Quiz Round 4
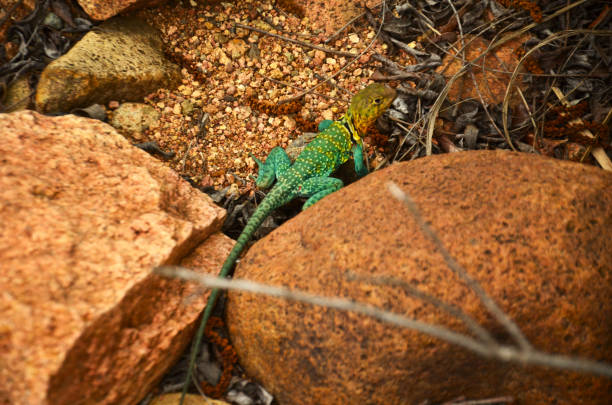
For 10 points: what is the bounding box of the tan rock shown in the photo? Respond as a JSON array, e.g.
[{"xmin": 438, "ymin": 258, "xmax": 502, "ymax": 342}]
[
  {"xmin": 225, "ymin": 38, "xmax": 249, "ymax": 60},
  {"xmin": 3, "ymin": 74, "xmax": 31, "ymax": 112},
  {"xmin": 111, "ymin": 102, "xmax": 161, "ymax": 137},
  {"xmin": 35, "ymin": 17, "xmax": 180, "ymax": 114},
  {"xmin": 77, "ymin": 0, "xmax": 166, "ymax": 21},
  {"xmin": 227, "ymin": 150, "xmax": 612, "ymax": 405},
  {"xmin": 0, "ymin": 111, "xmax": 234, "ymax": 405}
]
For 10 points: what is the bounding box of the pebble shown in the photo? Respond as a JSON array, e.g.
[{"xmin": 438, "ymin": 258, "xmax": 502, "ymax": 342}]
[{"xmin": 313, "ymin": 50, "xmax": 325, "ymax": 66}]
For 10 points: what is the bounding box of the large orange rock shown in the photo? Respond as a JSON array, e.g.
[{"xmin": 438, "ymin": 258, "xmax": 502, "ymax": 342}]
[
  {"xmin": 0, "ymin": 111, "xmax": 233, "ymax": 405},
  {"xmin": 227, "ymin": 150, "xmax": 612, "ymax": 404}
]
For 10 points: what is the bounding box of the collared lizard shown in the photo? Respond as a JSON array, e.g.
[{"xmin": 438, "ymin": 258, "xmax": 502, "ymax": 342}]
[{"xmin": 183, "ymin": 83, "xmax": 396, "ymax": 398}]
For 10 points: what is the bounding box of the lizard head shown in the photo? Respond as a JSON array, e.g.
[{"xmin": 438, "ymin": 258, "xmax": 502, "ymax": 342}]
[{"xmin": 345, "ymin": 83, "xmax": 396, "ymax": 144}]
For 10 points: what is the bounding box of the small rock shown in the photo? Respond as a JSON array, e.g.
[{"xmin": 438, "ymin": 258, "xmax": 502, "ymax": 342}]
[
  {"xmin": 111, "ymin": 102, "xmax": 160, "ymax": 138},
  {"xmin": 43, "ymin": 12, "xmax": 63, "ymax": 30},
  {"xmin": 225, "ymin": 38, "xmax": 249, "ymax": 59},
  {"xmin": 35, "ymin": 17, "xmax": 180, "ymax": 114},
  {"xmin": 181, "ymin": 100, "xmax": 194, "ymax": 115},
  {"xmin": 173, "ymin": 103, "xmax": 182, "ymax": 115},
  {"xmin": 212, "ymin": 48, "xmax": 231, "ymax": 65},
  {"xmin": 313, "ymin": 50, "xmax": 325, "ymax": 66}
]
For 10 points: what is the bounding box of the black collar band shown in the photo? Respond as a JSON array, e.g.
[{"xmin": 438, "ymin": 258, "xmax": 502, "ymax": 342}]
[{"xmin": 341, "ymin": 115, "xmax": 359, "ymax": 145}]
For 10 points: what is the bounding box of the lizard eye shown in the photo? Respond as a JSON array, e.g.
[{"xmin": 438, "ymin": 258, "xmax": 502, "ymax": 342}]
[{"xmin": 372, "ymin": 97, "xmax": 382, "ymax": 104}]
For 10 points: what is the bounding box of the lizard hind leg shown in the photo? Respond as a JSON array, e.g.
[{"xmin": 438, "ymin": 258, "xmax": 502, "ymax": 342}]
[
  {"xmin": 298, "ymin": 176, "xmax": 344, "ymax": 210},
  {"xmin": 250, "ymin": 147, "xmax": 292, "ymax": 189}
]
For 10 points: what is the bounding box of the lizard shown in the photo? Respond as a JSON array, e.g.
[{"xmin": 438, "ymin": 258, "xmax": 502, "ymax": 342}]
[{"xmin": 182, "ymin": 83, "xmax": 396, "ymax": 399}]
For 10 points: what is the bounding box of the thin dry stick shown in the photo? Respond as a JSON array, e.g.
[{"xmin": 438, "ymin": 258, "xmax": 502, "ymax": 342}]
[
  {"xmin": 515, "ymin": 86, "xmax": 539, "ymax": 147},
  {"xmin": 156, "ymin": 265, "xmax": 493, "ymax": 355},
  {"xmin": 235, "ymin": 23, "xmax": 356, "ymax": 58},
  {"xmin": 386, "ymin": 182, "xmax": 532, "ymax": 350},
  {"xmin": 426, "ymin": 69, "xmax": 466, "ymax": 155},
  {"xmin": 154, "ymin": 265, "xmax": 612, "ymax": 377}
]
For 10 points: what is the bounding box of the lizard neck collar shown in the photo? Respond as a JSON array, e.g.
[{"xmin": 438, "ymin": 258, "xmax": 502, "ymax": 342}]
[{"xmin": 341, "ymin": 112, "xmax": 360, "ymax": 145}]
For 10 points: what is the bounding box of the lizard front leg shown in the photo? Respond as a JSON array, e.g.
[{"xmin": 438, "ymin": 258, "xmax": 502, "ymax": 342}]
[
  {"xmin": 351, "ymin": 143, "xmax": 368, "ymax": 178},
  {"xmin": 250, "ymin": 147, "xmax": 292, "ymax": 188},
  {"xmin": 298, "ymin": 176, "xmax": 344, "ymax": 209}
]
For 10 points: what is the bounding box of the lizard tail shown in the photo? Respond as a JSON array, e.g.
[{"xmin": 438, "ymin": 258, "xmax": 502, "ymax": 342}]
[
  {"xmin": 221, "ymin": 181, "xmax": 294, "ymax": 277},
  {"xmin": 181, "ymin": 183, "xmax": 294, "ymax": 402}
]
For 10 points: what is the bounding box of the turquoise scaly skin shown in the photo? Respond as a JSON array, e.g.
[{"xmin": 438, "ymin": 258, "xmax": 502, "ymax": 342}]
[{"xmin": 182, "ymin": 83, "xmax": 396, "ymax": 397}]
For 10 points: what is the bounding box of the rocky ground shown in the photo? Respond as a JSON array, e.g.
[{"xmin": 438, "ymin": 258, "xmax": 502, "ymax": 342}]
[{"xmin": 1, "ymin": 0, "xmax": 611, "ymax": 404}]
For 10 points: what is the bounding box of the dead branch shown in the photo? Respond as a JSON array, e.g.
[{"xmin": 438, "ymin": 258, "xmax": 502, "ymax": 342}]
[{"xmin": 155, "ymin": 263, "xmax": 612, "ymax": 378}]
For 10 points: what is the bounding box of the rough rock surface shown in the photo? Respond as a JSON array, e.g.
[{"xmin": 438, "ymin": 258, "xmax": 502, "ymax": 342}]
[
  {"xmin": 35, "ymin": 16, "xmax": 180, "ymax": 114},
  {"xmin": 227, "ymin": 150, "xmax": 612, "ymax": 405},
  {"xmin": 77, "ymin": 0, "xmax": 165, "ymax": 20},
  {"xmin": 111, "ymin": 102, "xmax": 161, "ymax": 140},
  {"xmin": 0, "ymin": 111, "xmax": 234, "ymax": 405}
]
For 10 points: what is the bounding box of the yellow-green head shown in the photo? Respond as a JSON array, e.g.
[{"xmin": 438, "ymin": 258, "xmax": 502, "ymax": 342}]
[{"xmin": 345, "ymin": 83, "xmax": 396, "ymax": 143}]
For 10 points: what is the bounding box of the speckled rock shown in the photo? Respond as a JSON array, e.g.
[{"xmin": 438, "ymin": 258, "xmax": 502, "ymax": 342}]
[
  {"xmin": 227, "ymin": 150, "xmax": 612, "ymax": 405},
  {"xmin": 35, "ymin": 16, "xmax": 180, "ymax": 114},
  {"xmin": 0, "ymin": 110, "xmax": 234, "ymax": 405},
  {"xmin": 111, "ymin": 102, "xmax": 161, "ymax": 140},
  {"xmin": 77, "ymin": 0, "xmax": 165, "ymax": 21}
]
